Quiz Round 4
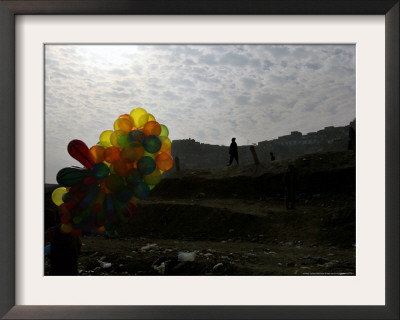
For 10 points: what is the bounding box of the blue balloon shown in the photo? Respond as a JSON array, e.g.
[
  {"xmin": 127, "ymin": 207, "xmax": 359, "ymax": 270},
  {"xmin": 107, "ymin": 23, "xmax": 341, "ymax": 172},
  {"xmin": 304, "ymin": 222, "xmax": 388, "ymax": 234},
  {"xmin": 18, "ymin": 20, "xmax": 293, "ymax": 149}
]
[
  {"xmin": 129, "ymin": 130, "xmax": 145, "ymax": 144},
  {"xmin": 126, "ymin": 169, "xmax": 142, "ymax": 187},
  {"xmin": 133, "ymin": 182, "xmax": 150, "ymax": 199},
  {"xmin": 115, "ymin": 186, "xmax": 135, "ymax": 203},
  {"xmin": 91, "ymin": 163, "xmax": 110, "ymax": 179}
]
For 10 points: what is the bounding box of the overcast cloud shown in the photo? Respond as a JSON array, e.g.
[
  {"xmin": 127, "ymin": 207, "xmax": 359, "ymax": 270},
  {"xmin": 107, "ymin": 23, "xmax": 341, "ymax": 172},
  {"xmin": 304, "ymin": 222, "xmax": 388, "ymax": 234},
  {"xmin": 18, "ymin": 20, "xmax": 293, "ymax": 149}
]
[{"xmin": 45, "ymin": 44, "xmax": 355, "ymax": 183}]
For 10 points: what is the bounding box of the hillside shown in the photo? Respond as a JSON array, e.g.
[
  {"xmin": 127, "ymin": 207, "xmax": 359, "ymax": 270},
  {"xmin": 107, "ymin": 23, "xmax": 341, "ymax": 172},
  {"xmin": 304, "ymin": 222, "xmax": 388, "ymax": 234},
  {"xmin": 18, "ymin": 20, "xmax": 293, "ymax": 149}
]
[
  {"xmin": 154, "ymin": 150, "xmax": 355, "ymax": 198},
  {"xmin": 44, "ymin": 150, "xmax": 355, "ymax": 276}
]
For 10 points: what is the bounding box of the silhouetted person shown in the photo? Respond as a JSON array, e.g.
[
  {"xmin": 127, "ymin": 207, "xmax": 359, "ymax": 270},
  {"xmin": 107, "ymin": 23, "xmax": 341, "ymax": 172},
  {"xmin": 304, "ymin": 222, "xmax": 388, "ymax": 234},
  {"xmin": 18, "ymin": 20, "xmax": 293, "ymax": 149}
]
[
  {"xmin": 348, "ymin": 127, "xmax": 355, "ymax": 151},
  {"xmin": 227, "ymin": 138, "xmax": 239, "ymax": 166},
  {"xmin": 270, "ymin": 152, "xmax": 276, "ymax": 161},
  {"xmin": 45, "ymin": 225, "xmax": 82, "ymax": 275},
  {"xmin": 284, "ymin": 164, "xmax": 297, "ymax": 210}
]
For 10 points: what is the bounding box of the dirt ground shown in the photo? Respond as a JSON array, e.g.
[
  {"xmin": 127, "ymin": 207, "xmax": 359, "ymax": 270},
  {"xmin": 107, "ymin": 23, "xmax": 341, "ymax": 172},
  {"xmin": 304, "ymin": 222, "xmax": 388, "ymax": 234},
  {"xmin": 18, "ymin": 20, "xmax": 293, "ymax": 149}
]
[
  {"xmin": 64, "ymin": 234, "xmax": 355, "ymax": 276},
  {"xmin": 45, "ymin": 198, "xmax": 356, "ymax": 276},
  {"xmin": 45, "ymin": 150, "xmax": 356, "ymax": 276}
]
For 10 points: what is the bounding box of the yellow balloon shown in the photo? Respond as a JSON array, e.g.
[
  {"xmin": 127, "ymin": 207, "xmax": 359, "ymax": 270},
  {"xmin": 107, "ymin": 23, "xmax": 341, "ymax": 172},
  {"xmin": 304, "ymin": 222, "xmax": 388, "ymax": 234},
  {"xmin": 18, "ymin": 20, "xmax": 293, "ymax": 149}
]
[
  {"xmin": 129, "ymin": 196, "xmax": 140, "ymax": 203},
  {"xmin": 51, "ymin": 187, "xmax": 67, "ymax": 206},
  {"xmin": 130, "ymin": 107, "xmax": 146, "ymax": 118},
  {"xmin": 130, "ymin": 108, "xmax": 148, "ymax": 128},
  {"xmin": 143, "ymin": 150, "xmax": 156, "ymax": 159},
  {"xmin": 160, "ymin": 136, "xmax": 172, "ymax": 153},
  {"xmin": 143, "ymin": 169, "xmax": 162, "ymax": 185},
  {"xmin": 99, "ymin": 130, "xmax": 113, "ymax": 147},
  {"xmin": 110, "ymin": 130, "xmax": 128, "ymax": 148},
  {"xmin": 148, "ymin": 113, "xmax": 156, "ymax": 122},
  {"xmin": 60, "ymin": 223, "xmax": 72, "ymax": 234}
]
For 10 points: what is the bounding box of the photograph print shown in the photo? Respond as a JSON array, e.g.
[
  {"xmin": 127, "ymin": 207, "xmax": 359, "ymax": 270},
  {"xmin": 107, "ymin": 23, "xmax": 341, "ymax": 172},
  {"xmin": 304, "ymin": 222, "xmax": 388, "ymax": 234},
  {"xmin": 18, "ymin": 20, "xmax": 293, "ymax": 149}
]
[{"xmin": 44, "ymin": 44, "xmax": 356, "ymax": 276}]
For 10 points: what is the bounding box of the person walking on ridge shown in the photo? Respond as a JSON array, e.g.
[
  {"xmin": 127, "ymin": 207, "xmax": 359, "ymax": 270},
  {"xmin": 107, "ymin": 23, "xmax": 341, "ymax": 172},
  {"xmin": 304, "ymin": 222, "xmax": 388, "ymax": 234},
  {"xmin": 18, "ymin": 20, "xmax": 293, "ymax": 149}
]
[{"xmin": 227, "ymin": 138, "xmax": 239, "ymax": 166}]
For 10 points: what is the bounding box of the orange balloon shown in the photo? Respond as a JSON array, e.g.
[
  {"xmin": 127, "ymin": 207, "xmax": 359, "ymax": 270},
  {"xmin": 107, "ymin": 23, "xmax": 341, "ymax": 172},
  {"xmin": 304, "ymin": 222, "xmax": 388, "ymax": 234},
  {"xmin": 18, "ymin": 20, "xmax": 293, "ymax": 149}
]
[
  {"xmin": 119, "ymin": 114, "xmax": 134, "ymax": 124},
  {"xmin": 112, "ymin": 158, "xmax": 134, "ymax": 177},
  {"xmin": 100, "ymin": 179, "xmax": 112, "ymax": 194},
  {"xmin": 143, "ymin": 121, "xmax": 161, "ymax": 136},
  {"xmin": 103, "ymin": 146, "xmax": 121, "ymax": 163},
  {"xmin": 114, "ymin": 118, "xmax": 133, "ymax": 133},
  {"xmin": 121, "ymin": 143, "xmax": 144, "ymax": 161},
  {"xmin": 89, "ymin": 145, "xmax": 105, "ymax": 163},
  {"xmin": 155, "ymin": 152, "xmax": 174, "ymax": 171}
]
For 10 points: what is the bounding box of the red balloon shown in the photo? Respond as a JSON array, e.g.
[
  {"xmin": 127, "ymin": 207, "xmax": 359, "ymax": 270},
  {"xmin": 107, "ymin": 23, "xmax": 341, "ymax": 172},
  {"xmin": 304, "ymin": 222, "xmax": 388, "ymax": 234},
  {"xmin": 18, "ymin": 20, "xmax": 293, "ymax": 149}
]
[
  {"xmin": 125, "ymin": 201, "xmax": 138, "ymax": 213},
  {"xmin": 68, "ymin": 140, "xmax": 96, "ymax": 169},
  {"xmin": 70, "ymin": 228, "xmax": 82, "ymax": 237}
]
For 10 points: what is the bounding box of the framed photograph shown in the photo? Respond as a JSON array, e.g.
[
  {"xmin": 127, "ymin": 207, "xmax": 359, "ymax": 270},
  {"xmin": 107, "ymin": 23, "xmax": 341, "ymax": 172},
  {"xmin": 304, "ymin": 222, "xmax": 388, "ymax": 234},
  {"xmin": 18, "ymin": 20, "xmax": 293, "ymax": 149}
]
[{"xmin": 1, "ymin": 1, "xmax": 398, "ymax": 319}]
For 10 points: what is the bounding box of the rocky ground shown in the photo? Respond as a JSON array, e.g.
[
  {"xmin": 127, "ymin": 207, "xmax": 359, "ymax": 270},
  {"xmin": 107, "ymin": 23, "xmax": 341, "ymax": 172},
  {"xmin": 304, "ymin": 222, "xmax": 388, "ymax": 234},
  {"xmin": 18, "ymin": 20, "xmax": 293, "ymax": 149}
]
[{"xmin": 45, "ymin": 150, "xmax": 356, "ymax": 276}]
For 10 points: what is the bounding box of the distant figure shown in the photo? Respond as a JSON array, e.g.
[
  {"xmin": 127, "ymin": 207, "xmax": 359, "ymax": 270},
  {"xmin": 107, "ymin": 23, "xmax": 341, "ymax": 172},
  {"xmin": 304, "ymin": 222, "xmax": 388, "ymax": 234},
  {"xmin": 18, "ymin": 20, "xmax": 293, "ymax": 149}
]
[
  {"xmin": 174, "ymin": 156, "xmax": 180, "ymax": 172},
  {"xmin": 227, "ymin": 138, "xmax": 239, "ymax": 166},
  {"xmin": 284, "ymin": 164, "xmax": 297, "ymax": 210},
  {"xmin": 45, "ymin": 225, "xmax": 82, "ymax": 275},
  {"xmin": 270, "ymin": 152, "xmax": 276, "ymax": 161},
  {"xmin": 348, "ymin": 127, "xmax": 356, "ymax": 151}
]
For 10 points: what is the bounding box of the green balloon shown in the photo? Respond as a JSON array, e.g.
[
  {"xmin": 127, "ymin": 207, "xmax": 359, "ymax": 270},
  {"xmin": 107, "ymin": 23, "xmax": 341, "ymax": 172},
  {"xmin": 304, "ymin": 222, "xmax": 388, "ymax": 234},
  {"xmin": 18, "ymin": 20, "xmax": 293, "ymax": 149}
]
[
  {"xmin": 143, "ymin": 135, "xmax": 161, "ymax": 153},
  {"xmin": 160, "ymin": 124, "xmax": 169, "ymax": 137},
  {"xmin": 56, "ymin": 167, "xmax": 91, "ymax": 187}
]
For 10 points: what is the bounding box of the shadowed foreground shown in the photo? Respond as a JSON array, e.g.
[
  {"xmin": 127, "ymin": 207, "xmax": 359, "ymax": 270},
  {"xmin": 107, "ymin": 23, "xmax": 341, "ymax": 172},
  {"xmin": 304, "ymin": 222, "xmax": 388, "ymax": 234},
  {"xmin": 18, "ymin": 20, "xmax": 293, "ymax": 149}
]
[{"xmin": 45, "ymin": 150, "xmax": 355, "ymax": 276}]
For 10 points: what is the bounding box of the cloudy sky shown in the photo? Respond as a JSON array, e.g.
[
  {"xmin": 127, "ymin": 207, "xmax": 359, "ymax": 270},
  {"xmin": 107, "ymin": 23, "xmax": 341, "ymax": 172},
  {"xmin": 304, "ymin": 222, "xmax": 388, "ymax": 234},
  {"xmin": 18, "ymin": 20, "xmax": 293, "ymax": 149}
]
[{"xmin": 45, "ymin": 44, "xmax": 355, "ymax": 183}]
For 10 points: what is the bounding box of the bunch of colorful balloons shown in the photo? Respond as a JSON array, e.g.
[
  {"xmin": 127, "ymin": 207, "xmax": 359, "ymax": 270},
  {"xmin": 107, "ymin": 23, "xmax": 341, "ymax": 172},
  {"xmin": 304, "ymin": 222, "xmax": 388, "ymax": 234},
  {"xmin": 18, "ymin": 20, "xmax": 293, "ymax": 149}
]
[{"xmin": 51, "ymin": 108, "xmax": 173, "ymax": 236}]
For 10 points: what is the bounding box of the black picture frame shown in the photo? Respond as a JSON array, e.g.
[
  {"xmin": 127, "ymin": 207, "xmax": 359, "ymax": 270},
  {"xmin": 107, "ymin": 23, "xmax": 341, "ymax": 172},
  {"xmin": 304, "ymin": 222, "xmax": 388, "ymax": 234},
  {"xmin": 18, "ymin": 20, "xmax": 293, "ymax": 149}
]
[{"xmin": 0, "ymin": 1, "xmax": 398, "ymax": 319}]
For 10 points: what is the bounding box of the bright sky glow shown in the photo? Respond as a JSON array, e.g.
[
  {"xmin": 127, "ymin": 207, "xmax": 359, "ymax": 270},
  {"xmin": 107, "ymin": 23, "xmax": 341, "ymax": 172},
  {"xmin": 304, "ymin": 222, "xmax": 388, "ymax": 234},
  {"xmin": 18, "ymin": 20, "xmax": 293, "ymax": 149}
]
[{"xmin": 45, "ymin": 44, "xmax": 355, "ymax": 183}]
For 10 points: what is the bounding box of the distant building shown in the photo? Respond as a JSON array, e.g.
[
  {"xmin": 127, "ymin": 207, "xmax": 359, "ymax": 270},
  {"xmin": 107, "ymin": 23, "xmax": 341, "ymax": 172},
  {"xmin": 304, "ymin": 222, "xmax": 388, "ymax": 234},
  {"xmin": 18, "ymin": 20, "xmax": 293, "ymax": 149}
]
[{"xmin": 170, "ymin": 120, "xmax": 355, "ymax": 171}]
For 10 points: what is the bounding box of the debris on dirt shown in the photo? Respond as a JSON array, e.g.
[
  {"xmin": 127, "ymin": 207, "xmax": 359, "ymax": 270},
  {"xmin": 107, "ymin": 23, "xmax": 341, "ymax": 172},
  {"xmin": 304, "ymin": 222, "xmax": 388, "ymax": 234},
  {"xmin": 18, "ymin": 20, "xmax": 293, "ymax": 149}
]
[
  {"xmin": 141, "ymin": 244, "xmax": 158, "ymax": 252},
  {"xmin": 178, "ymin": 251, "xmax": 196, "ymax": 262},
  {"xmin": 99, "ymin": 261, "xmax": 112, "ymax": 269},
  {"xmin": 212, "ymin": 263, "xmax": 224, "ymax": 272}
]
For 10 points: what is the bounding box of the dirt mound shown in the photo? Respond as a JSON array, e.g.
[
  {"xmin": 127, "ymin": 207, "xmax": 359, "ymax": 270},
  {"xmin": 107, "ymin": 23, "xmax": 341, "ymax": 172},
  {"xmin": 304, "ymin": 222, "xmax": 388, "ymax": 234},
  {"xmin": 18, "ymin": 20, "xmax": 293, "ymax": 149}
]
[
  {"xmin": 151, "ymin": 150, "xmax": 355, "ymax": 199},
  {"xmin": 116, "ymin": 198, "xmax": 355, "ymax": 248}
]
